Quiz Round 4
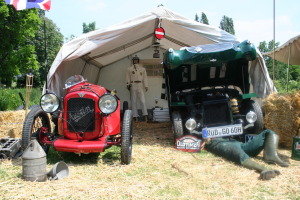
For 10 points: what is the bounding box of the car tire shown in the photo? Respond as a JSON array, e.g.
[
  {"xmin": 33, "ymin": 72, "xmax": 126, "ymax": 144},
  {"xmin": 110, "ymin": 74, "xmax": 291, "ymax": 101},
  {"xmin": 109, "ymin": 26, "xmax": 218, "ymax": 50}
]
[
  {"xmin": 121, "ymin": 109, "xmax": 133, "ymax": 165},
  {"xmin": 123, "ymin": 101, "xmax": 129, "ymax": 111},
  {"xmin": 16, "ymin": 105, "xmax": 24, "ymax": 110},
  {"xmin": 29, "ymin": 105, "xmax": 40, "ymax": 109},
  {"xmin": 172, "ymin": 111, "xmax": 183, "ymax": 139},
  {"xmin": 244, "ymin": 100, "xmax": 264, "ymax": 134},
  {"xmin": 16, "ymin": 105, "xmax": 40, "ymax": 111},
  {"xmin": 22, "ymin": 106, "xmax": 51, "ymax": 153}
]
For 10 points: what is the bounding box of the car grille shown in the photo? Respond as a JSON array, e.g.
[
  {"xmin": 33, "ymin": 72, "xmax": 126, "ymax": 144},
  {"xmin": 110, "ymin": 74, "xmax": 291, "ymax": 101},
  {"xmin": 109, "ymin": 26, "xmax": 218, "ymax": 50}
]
[
  {"xmin": 203, "ymin": 100, "xmax": 231, "ymax": 126},
  {"xmin": 67, "ymin": 98, "xmax": 95, "ymax": 132}
]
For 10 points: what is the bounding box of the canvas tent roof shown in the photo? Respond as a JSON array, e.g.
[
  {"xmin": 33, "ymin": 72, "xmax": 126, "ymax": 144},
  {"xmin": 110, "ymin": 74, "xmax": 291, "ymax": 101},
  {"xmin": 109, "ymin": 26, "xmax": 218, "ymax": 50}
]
[
  {"xmin": 46, "ymin": 6, "xmax": 275, "ymax": 98},
  {"xmin": 264, "ymin": 34, "xmax": 300, "ymax": 65}
]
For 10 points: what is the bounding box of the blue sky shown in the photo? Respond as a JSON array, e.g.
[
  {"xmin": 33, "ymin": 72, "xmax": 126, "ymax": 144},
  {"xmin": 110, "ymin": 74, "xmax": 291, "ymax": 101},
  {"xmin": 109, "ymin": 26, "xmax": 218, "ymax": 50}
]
[{"xmin": 46, "ymin": 0, "xmax": 300, "ymax": 46}]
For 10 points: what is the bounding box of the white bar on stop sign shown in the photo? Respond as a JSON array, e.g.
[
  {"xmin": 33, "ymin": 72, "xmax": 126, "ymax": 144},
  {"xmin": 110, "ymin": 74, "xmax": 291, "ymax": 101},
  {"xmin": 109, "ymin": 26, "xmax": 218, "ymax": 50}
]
[{"xmin": 155, "ymin": 31, "xmax": 164, "ymax": 35}]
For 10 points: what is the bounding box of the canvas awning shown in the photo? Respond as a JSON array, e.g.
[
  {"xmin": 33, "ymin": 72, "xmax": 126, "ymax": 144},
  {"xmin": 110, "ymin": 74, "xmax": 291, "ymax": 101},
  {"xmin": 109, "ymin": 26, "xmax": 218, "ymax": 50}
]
[
  {"xmin": 46, "ymin": 6, "xmax": 275, "ymax": 98},
  {"xmin": 264, "ymin": 34, "xmax": 300, "ymax": 65}
]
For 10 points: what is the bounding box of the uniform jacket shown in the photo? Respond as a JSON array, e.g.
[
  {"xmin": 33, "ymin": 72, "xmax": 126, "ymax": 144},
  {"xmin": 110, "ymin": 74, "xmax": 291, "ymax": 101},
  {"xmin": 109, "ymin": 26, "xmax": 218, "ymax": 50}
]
[{"xmin": 126, "ymin": 64, "xmax": 148, "ymax": 89}]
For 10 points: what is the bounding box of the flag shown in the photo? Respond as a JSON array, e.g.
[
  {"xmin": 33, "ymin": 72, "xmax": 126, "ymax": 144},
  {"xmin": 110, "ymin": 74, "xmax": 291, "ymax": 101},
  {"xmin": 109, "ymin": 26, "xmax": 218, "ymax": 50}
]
[{"xmin": 4, "ymin": 0, "xmax": 51, "ymax": 11}]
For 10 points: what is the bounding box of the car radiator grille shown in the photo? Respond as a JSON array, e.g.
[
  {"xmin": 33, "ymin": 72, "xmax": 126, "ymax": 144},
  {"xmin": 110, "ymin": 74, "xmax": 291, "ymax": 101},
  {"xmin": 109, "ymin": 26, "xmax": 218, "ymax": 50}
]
[
  {"xmin": 67, "ymin": 98, "xmax": 95, "ymax": 132},
  {"xmin": 203, "ymin": 100, "xmax": 231, "ymax": 126}
]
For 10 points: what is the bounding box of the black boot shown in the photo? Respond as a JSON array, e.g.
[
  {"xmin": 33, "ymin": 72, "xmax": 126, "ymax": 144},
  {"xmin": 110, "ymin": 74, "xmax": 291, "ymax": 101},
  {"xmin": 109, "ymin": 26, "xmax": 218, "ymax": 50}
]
[
  {"xmin": 144, "ymin": 115, "xmax": 148, "ymax": 122},
  {"xmin": 241, "ymin": 158, "xmax": 281, "ymax": 180},
  {"xmin": 133, "ymin": 117, "xmax": 138, "ymax": 122},
  {"xmin": 263, "ymin": 132, "xmax": 289, "ymax": 167}
]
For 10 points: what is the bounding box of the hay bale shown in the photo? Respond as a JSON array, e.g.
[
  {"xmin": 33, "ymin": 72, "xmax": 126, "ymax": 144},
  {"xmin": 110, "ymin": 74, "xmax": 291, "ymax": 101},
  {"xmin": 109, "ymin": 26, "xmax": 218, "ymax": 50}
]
[
  {"xmin": 263, "ymin": 91, "xmax": 300, "ymax": 147},
  {"xmin": 0, "ymin": 110, "xmax": 26, "ymax": 139}
]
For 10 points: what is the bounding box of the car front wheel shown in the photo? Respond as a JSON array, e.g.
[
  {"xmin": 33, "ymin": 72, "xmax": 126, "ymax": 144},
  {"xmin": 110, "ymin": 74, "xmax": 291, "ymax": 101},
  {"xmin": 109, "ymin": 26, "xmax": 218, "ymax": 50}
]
[{"xmin": 22, "ymin": 106, "xmax": 51, "ymax": 153}]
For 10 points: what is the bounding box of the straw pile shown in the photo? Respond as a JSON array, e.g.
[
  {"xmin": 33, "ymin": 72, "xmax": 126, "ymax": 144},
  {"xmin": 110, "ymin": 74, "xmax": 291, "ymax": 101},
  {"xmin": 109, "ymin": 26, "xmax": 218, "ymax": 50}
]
[
  {"xmin": 0, "ymin": 121, "xmax": 299, "ymax": 200},
  {"xmin": 0, "ymin": 110, "xmax": 26, "ymax": 139},
  {"xmin": 263, "ymin": 91, "xmax": 300, "ymax": 147}
]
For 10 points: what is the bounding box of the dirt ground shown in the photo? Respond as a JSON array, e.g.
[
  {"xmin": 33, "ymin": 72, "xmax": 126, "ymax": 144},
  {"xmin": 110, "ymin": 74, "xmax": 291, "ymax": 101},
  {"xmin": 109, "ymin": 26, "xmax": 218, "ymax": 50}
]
[{"xmin": 0, "ymin": 122, "xmax": 299, "ymax": 200}]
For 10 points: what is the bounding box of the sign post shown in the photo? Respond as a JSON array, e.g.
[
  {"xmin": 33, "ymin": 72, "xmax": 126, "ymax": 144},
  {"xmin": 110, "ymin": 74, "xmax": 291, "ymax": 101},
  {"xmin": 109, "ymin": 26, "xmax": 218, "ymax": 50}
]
[{"xmin": 25, "ymin": 74, "xmax": 33, "ymax": 116}]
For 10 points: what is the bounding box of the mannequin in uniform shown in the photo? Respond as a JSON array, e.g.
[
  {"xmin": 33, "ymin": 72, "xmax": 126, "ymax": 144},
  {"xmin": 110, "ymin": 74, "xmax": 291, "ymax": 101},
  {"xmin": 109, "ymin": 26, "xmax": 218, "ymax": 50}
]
[{"xmin": 126, "ymin": 56, "xmax": 148, "ymax": 121}]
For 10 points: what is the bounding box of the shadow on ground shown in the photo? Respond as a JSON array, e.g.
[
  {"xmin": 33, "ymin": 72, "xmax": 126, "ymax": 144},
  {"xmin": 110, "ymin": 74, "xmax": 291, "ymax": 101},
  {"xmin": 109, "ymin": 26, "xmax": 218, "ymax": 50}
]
[
  {"xmin": 9, "ymin": 122, "xmax": 174, "ymax": 165},
  {"xmin": 45, "ymin": 145, "xmax": 122, "ymax": 166},
  {"xmin": 256, "ymin": 152, "xmax": 291, "ymax": 165},
  {"xmin": 133, "ymin": 121, "xmax": 174, "ymax": 147},
  {"xmin": 44, "ymin": 122, "xmax": 174, "ymax": 165}
]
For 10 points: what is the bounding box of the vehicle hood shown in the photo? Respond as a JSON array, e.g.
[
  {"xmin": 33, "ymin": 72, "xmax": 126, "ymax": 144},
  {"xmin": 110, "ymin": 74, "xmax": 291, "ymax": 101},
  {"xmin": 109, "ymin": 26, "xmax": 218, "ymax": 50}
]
[{"xmin": 164, "ymin": 41, "xmax": 257, "ymax": 93}]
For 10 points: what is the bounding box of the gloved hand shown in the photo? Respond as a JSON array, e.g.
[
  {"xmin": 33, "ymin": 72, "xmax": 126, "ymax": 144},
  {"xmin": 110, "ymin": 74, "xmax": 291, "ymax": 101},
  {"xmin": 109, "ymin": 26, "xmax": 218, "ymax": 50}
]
[
  {"xmin": 127, "ymin": 85, "xmax": 131, "ymax": 90},
  {"xmin": 259, "ymin": 170, "xmax": 281, "ymax": 180},
  {"xmin": 145, "ymin": 87, "xmax": 148, "ymax": 92}
]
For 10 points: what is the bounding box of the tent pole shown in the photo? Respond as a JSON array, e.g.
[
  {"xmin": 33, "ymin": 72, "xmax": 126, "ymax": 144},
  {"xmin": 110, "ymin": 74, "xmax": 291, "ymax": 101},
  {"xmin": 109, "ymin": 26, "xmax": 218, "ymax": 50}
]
[
  {"xmin": 81, "ymin": 62, "xmax": 88, "ymax": 76},
  {"xmin": 286, "ymin": 46, "xmax": 291, "ymax": 92},
  {"xmin": 272, "ymin": 0, "xmax": 276, "ymax": 85},
  {"xmin": 44, "ymin": 11, "xmax": 48, "ymax": 91}
]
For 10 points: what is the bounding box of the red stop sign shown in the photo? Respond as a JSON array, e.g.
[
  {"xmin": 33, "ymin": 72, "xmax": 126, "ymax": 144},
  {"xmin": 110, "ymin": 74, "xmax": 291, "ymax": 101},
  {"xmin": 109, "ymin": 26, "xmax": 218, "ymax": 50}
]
[{"xmin": 154, "ymin": 27, "xmax": 165, "ymax": 39}]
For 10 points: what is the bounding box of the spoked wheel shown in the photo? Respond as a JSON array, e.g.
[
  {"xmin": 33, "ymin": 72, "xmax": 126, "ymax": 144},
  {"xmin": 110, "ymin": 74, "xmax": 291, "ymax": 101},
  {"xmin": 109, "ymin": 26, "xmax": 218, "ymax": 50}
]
[
  {"xmin": 121, "ymin": 110, "xmax": 133, "ymax": 165},
  {"xmin": 22, "ymin": 106, "xmax": 51, "ymax": 153}
]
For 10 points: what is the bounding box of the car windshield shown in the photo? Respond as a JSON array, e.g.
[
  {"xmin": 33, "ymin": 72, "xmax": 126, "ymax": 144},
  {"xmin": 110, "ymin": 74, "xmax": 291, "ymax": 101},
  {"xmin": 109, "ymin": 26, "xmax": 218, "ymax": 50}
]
[{"xmin": 64, "ymin": 75, "xmax": 86, "ymax": 89}]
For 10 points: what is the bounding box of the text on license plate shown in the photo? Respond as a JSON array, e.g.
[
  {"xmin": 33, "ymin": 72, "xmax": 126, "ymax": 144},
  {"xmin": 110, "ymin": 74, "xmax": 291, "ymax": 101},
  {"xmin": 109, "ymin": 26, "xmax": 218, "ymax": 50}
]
[{"xmin": 202, "ymin": 124, "xmax": 243, "ymax": 138}]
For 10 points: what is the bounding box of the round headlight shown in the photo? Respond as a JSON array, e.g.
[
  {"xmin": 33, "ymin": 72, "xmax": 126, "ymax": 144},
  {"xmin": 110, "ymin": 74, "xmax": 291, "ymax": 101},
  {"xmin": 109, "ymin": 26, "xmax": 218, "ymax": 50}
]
[
  {"xmin": 40, "ymin": 93, "xmax": 59, "ymax": 113},
  {"xmin": 99, "ymin": 94, "xmax": 118, "ymax": 114},
  {"xmin": 246, "ymin": 111, "xmax": 257, "ymax": 123},
  {"xmin": 185, "ymin": 118, "xmax": 197, "ymax": 131}
]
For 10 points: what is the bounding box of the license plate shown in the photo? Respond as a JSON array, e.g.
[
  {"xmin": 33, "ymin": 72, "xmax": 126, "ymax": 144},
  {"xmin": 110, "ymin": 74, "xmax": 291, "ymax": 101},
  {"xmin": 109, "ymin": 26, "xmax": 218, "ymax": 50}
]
[{"xmin": 202, "ymin": 124, "xmax": 243, "ymax": 138}]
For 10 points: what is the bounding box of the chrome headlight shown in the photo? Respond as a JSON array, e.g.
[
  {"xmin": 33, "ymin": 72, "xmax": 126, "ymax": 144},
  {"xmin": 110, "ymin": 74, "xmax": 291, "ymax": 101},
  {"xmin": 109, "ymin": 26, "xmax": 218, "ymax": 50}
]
[
  {"xmin": 40, "ymin": 93, "xmax": 59, "ymax": 113},
  {"xmin": 246, "ymin": 111, "xmax": 257, "ymax": 123},
  {"xmin": 99, "ymin": 94, "xmax": 118, "ymax": 114},
  {"xmin": 185, "ymin": 118, "xmax": 197, "ymax": 131}
]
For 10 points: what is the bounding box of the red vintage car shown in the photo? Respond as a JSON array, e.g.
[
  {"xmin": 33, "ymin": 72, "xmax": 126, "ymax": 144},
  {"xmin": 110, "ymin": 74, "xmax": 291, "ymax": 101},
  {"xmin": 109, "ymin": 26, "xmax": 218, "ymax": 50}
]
[{"xmin": 22, "ymin": 75, "xmax": 132, "ymax": 164}]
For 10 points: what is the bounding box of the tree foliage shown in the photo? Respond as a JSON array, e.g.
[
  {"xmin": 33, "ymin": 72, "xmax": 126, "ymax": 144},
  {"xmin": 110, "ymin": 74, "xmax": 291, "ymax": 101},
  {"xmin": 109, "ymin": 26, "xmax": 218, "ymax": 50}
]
[
  {"xmin": 220, "ymin": 15, "xmax": 235, "ymax": 35},
  {"xmin": 32, "ymin": 11, "xmax": 64, "ymax": 86},
  {"xmin": 200, "ymin": 12, "xmax": 209, "ymax": 25},
  {"xmin": 83, "ymin": 22, "xmax": 96, "ymax": 33},
  {"xmin": 195, "ymin": 13, "xmax": 209, "ymax": 25},
  {"xmin": 258, "ymin": 40, "xmax": 285, "ymax": 80},
  {"xmin": 194, "ymin": 13, "xmax": 199, "ymax": 22},
  {"xmin": 65, "ymin": 34, "xmax": 75, "ymax": 42},
  {"xmin": 0, "ymin": 2, "xmax": 41, "ymax": 86}
]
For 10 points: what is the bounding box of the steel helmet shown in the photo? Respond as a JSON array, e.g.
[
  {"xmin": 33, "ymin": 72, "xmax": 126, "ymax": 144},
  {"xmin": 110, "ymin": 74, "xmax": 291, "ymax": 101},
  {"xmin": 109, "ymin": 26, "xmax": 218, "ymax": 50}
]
[{"xmin": 132, "ymin": 55, "xmax": 139, "ymax": 62}]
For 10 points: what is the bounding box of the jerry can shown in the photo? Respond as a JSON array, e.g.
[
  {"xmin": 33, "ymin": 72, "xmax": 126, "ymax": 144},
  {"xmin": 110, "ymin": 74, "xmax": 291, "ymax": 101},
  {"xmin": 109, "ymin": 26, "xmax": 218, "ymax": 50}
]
[{"xmin": 22, "ymin": 139, "xmax": 47, "ymax": 182}]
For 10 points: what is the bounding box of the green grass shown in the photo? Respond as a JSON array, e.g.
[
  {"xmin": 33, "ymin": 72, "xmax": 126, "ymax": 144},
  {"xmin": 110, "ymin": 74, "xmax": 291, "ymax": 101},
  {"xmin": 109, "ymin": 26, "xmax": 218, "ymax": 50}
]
[
  {"xmin": 46, "ymin": 147, "xmax": 102, "ymax": 165},
  {"xmin": 0, "ymin": 168, "xmax": 8, "ymax": 179},
  {"xmin": 0, "ymin": 88, "xmax": 42, "ymax": 111},
  {"xmin": 274, "ymin": 80, "xmax": 300, "ymax": 94},
  {"xmin": 156, "ymin": 186, "xmax": 182, "ymax": 197}
]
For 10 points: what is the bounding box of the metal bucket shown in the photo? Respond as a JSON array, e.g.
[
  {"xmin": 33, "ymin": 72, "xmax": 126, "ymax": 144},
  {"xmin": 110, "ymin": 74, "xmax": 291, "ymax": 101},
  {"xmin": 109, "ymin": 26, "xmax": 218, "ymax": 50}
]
[
  {"xmin": 291, "ymin": 136, "xmax": 300, "ymax": 161},
  {"xmin": 22, "ymin": 140, "xmax": 47, "ymax": 182},
  {"xmin": 47, "ymin": 161, "xmax": 69, "ymax": 181}
]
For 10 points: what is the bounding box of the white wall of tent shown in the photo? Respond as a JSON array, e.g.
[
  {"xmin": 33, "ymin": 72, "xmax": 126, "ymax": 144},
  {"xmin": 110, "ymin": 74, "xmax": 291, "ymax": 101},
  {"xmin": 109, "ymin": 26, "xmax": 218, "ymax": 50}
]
[{"xmin": 46, "ymin": 7, "xmax": 275, "ymax": 110}]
